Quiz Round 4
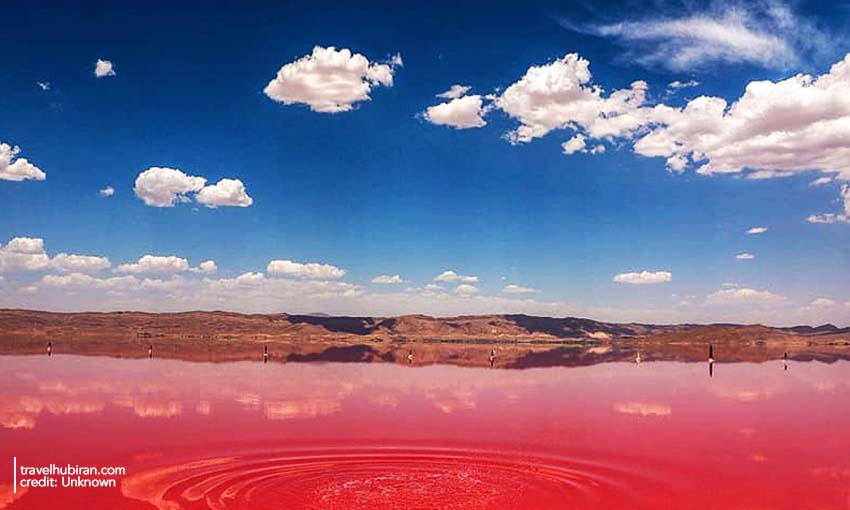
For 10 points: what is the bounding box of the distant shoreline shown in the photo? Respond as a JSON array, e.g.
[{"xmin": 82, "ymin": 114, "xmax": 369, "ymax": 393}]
[{"xmin": 1, "ymin": 309, "xmax": 848, "ymax": 367}]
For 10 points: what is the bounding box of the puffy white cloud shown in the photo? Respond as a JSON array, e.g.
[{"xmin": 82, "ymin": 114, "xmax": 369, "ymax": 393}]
[
  {"xmin": 633, "ymin": 56, "xmax": 850, "ymax": 180},
  {"xmin": 41, "ymin": 273, "xmax": 138, "ymax": 291},
  {"xmin": 736, "ymin": 252, "xmax": 755, "ymax": 260},
  {"xmin": 705, "ymin": 287, "xmax": 785, "ymax": 306},
  {"xmin": 190, "ymin": 260, "xmax": 217, "ymax": 274},
  {"xmin": 371, "ymin": 274, "xmax": 403, "ymax": 284},
  {"xmin": 0, "ymin": 238, "xmax": 109, "ymax": 275},
  {"xmin": 195, "ymin": 178, "xmax": 253, "ymax": 208},
  {"xmin": 629, "ymin": 56, "xmax": 850, "ymax": 222},
  {"xmin": 99, "ymin": 186, "xmax": 114, "ymax": 197},
  {"xmin": 496, "ymin": 54, "xmax": 650, "ymax": 144},
  {"xmin": 453, "ymin": 284, "xmax": 478, "ymax": 295},
  {"xmin": 561, "ymin": 134, "xmax": 586, "ymax": 155},
  {"xmin": 37, "ymin": 81, "xmax": 51, "ymax": 91},
  {"xmin": 267, "ymin": 259, "xmax": 346, "ymax": 279},
  {"xmin": 94, "ymin": 59, "xmax": 115, "ymax": 78},
  {"xmin": 0, "ymin": 142, "xmax": 46, "ymax": 182},
  {"xmin": 5, "ymin": 237, "xmax": 44, "ymax": 254},
  {"xmin": 612, "ymin": 271, "xmax": 672, "ymax": 284},
  {"xmin": 424, "ymin": 95, "xmax": 488, "ymax": 129},
  {"xmin": 51, "ymin": 253, "xmax": 111, "ymax": 273},
  {"xmin": 746, "ymin": 226, "xmax": 768, "ymax": 235},
  {"xmin": 116, "ymin": 255, "xmax": 189, "ymax": 275},
  {"xmin": 0, "ymin": 237, "xmax": 50, "ymax": 271},
  {"xmin": 502, "ymin": 284, "xmax": 539, "ymax": 294},
  {"xmin": 434, "ymin": 270, "xmax": 478, "ymax": 283},
  {"xmin": 133, "ymin": 167, "xmax": 252, "ymax": 208},
  {"xmin": 437, "ymin": 85, "xmax": 472, "ymax": 99},
  {"xmin": 134, "ymin": 167, "xmax": 206, "ymax": 207},
  {"xmin": 443, "ymin": 50, "xmax": 850, "ymax": 224},
  {"xmin": 94, "ymin": 59, "xmax": 116, "ymax": 78},
  {"xmin": 263, "ymin": 46, "xmax": 397, "ymax": 113}
]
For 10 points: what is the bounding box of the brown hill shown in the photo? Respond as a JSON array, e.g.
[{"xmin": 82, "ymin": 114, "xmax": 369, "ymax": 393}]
[{"xmin": 0, "ymin": 309, "xmax": 848, "ymax": 366}]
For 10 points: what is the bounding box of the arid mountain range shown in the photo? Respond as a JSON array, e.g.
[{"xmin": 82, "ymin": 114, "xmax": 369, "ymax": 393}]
[{"xmin": 1, "ymin": 309, "xmax": 849, "ymax": 367}]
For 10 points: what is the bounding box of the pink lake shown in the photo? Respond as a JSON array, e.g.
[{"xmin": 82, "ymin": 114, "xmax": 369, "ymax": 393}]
[{"xmin": 1, "ymin": 355, "xmax": 849, "ymax": 509}]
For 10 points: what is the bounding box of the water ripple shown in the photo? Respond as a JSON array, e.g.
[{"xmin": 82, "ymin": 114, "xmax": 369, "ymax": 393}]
[{"xmin": 122, "ymin": 447, "xmax": 668, "ymax": 510}]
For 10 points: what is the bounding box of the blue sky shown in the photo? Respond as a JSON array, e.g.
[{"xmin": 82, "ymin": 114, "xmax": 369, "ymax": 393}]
[{"xmin": 1, "ymin": 0, "xmax": 849, "ymax": 325}]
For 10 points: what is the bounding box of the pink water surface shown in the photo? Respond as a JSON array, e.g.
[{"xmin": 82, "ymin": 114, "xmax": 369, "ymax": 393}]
[{"xmin": 1, "ymin": 355, "xmax": 849, "ymax": 509}]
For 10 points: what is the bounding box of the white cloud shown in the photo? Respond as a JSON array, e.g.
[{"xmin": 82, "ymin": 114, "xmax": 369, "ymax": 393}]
[
  {"xmin": 133, "ymin": 167, "xmax": 252, "ymax": 208},
  {"xmin": 267, "ymin": 259, "xmax": 346, "ymax": 279},
  {"xmin": 424, "ymin": 95, "xmax": 488, "ymax": 129},
  {"xmin": 633, "ymin": 57, "xmax": 850, "ymax": 216},
  {"xmin": 372, "ymin": 274, "xmax": 403, "ymax": 284},
  {"xmin": 195, "ymin": 178, "xmax": 253, "ymax": 208},
  {"xmin": 41, "ymin": 273, "xmax": 138, "ymax": 291},
  {"xmin": 94, "ymin": 59, "xmax": 116, "ymax": 78},
  {"xmin": 51, "ymin": 253, "xmax": 111, "ymax": 273},
  {"xmin": 430, "ymin": 48, "xmax": 850, "ymax": 224},
  {"xmin": 453, "ymin": 284, "xmax": 479, "ymax": 295},
  {"xmin": 5, "ymin": 237, "xmax": 44, "ymax": 254},
  {"xmin": 589, "ymin": 144, "xmax": 606, "ymax": 155},
  {"xmin": 0, "ymin": 237, "xmax": 50, "ymax": 271},
  {"xmin": 808, "ymin": 297, "xmax": 837, "ymax": 308},
  {"xmin": 434, "ymin": 270, "xmax": 478, "ymax": 283},
  {"xmin": 191, "ymin": 260, "xmax": 217, "ymax": 274},
  {"xmin": 437, "ymin": 85, "xmax": 472, "ymax": 99},
  {"xmin": 613, "ymin": 271, "xmax": 672, "ymax": 284},
  {"xmin": 0, "ymin": 142, "xmax": 46, "ymax": 182},
  {"xmin": 809, "ymin": 175, "xmax": 835, "ymax": 187},
  {"xmin": 205, "ymin": 272, "xmax": 266, "ymax": 289},
  {"xmin": 140, "ymin": 277, "xmax": 186, "ymax": 291},
  {"xmin": 736, "ymin": 252, "xmax": 755, "ymax": 260},
  {"xmin": 563, "ymin": 2, "xmax": 826, "ymax": 72},
  {"xmin": 807, "ymin": 184, "xmax": 850, "ymax": 224},
  {"xmin": 116, "ymin": 255, "xmax": 189, "ymax": 275},
  {"xmin": 668, "ymin": 79, "xmax": 700, "ymax": 91},
  {"xmin": 746, "ymin": 226, "xmax": 767, "ymax": 235},
  {"xmin": 134, "ymin": 167, "xmax": 206, "ymax": 207},
  {"xmin": 263, "ymin": 46, "xmax": 397, "ymax": 113},
  {"xmin": 705, "ymin": 287, "xmax": 785, "ymax": 306},
  {"xmin": 99, "ymin": 186, "xmax": 114, "ymax": 197},
  {"xmin": 37, "ymin": 82, "xmax": 51, "ymax": 91},
  {"xmin": 806, "ymin": 213, "xmax": 849, "ymax": 224},
  {"xmin": 496, "ymin": 54, "xmax": 649, "ymax": 144},
  {"xmin": 561, "ymin": 134, "xmax": 586, "ymax": 155},
  {"xmin": 502, "ymin": 284, "xmax": 539, "ymax": 294}
]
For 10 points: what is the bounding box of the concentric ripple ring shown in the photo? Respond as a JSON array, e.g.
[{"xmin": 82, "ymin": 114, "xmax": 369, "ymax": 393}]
[{"xmin": 122, "ymin": 447, "xmax": 670, "ymax": 510}]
